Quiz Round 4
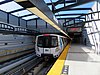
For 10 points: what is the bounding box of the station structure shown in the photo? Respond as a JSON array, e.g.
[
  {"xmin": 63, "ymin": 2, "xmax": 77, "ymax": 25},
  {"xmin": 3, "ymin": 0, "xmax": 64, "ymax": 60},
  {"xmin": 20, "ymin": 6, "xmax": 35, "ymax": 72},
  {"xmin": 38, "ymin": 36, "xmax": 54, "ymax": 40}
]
[{"xmin": 0, "ymin": 0, "xmax": 100, "ymax": 75}]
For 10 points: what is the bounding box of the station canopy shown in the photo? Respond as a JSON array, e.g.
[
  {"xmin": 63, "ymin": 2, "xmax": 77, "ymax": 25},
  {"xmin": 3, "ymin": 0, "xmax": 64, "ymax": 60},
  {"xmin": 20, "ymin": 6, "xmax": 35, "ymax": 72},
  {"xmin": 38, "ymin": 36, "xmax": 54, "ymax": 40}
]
[{"xmin": 0, "ymin": 0, "xmax": 94, "ymax": 21}]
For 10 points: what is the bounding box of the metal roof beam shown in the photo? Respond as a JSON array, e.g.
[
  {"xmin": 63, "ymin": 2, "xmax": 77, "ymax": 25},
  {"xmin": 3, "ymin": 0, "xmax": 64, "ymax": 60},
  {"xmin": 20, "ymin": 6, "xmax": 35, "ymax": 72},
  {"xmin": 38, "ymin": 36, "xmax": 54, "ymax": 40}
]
[
  {"xmin": 55, "ymin": 0, "xmax": 95, "ymax": 13},
  {"xmin": 19, "ymin": 13, "xmax": 33, "ymax": 18},
  {"xmin": 26, "ymin": 17, "xmax": 85, "ymax": 21},
  {"xmin": 47, "ymin": 0, "xmax": 76, "ymax": 6},
  {"xmin": 65, "ymin": 19, "xmax": 83, "ymax": 22},
  {"xmin": 64, "ymin": 15, "xmax": 86, "ymax": 24},
  {"xmin": 0, "ymin": 0, "xmax": 13, "ymax": 5},
  {"xmin": 8, "ymin": 8, "xmax": 25, "ymax": 13},
  {"xmin": 53, "ymin": 0, "xmax": 64, "ymax": 6},
  {"xmin": 55, "ymin": 13, "xmax": 87, "ymax": 16},
  {"xmin": 26, "ymin": 18, "xmax": 39, "ymax": 21},
  {"xmin": 57, "ymin": 17, "xmax": 85, "ymax": 20},
  {"xmin": 55, "ymin": 8, "xmax": 91, "ymax": 12}
]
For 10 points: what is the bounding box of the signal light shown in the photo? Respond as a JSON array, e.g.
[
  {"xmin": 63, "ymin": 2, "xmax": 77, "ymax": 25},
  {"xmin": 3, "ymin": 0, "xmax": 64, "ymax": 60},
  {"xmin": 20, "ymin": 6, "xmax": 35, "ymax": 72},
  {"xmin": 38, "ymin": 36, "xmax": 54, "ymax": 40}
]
[{"xmin": 43, "ymin": 34, "xmax": 50, "ymax": 36}]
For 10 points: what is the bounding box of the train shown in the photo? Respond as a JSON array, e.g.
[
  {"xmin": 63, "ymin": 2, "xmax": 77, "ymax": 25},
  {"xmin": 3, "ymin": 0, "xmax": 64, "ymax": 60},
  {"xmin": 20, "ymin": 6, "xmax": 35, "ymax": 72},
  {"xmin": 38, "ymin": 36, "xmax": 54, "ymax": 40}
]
[{"xmin": 35, "ymin": 34, "xmax": 68, "ymax": 58}]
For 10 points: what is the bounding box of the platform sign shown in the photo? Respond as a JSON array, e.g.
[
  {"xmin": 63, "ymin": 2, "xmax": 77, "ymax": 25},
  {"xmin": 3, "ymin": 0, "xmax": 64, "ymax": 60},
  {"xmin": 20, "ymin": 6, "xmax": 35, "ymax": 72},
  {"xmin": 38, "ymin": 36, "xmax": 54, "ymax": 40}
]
[
  {"xmin": 67, "ymin": 27, "xmax": 82, "ymax": 32},
  {"xmin": 61, "ymin": 65, "xmax": 69, "ymax": 75}
]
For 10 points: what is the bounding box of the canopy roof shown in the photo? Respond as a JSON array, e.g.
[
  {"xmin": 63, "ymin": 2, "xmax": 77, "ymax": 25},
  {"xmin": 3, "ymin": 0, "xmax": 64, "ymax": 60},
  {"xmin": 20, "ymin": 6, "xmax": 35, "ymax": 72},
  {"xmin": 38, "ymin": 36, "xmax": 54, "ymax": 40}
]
[{"xmin": 0, "ymin": 0, "xmax": 94, "ymax": 21}]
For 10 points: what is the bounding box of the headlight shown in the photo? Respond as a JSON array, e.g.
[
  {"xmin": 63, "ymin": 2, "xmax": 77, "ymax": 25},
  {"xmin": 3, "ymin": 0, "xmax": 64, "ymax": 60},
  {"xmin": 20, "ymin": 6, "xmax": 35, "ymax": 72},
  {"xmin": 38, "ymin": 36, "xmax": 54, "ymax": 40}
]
[{"xmin": 55, "ymin": 47, "xmax": 60, "ymax": 52}]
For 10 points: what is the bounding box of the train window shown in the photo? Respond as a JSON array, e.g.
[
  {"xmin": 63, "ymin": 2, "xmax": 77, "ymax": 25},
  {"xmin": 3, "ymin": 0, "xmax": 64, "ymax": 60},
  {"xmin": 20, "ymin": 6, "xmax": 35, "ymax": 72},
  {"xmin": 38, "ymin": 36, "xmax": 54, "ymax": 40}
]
[
  {"xmin": 37, "ymin": 36, "xmax": 58, "ymax": 48},
  {"xmin": 37, "ymin": 36, "xmax": 44, "ymax": 47},
  {"xmin": 51, "ymin": 37, "xmax": 58, "ymax": 47}
]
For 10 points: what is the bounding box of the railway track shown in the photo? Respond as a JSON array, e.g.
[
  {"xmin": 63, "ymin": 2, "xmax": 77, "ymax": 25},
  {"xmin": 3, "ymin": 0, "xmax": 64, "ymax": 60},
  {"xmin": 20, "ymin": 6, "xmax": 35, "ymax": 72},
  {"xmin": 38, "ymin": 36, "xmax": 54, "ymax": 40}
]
[
  {"xmin": 5, "ymin": 57, "xmax": 43, "ymax": 75},
  {"xmin": 0, "ymin": 52, "xmax": 56, "ymax": 75},
  {"xmin": 26, "ymin": 57, "xmax": 57, "ymax": 75},
  {"xmin": 0, "ymin": 53, "xmax": 36, "ymax": 75}
]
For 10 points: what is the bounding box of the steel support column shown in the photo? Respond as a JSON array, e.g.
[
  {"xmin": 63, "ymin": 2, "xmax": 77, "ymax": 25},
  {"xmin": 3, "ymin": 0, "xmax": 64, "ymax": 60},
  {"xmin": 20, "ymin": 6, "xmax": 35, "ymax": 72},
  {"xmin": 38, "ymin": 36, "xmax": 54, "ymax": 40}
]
[
  {"xmin": 7, "ymin": 13, "xmax": 9, "ymax": 23},
  {"xmin": 18, "ymin": 17, "xmax": 20, "ymax": 26},
  {"xmin": 46, "ymin": 22, "xmax": 47, "ymax": 28},
  {"xmin": 36, "ymin": 19, "xmax": 37, "ymax": 28}
]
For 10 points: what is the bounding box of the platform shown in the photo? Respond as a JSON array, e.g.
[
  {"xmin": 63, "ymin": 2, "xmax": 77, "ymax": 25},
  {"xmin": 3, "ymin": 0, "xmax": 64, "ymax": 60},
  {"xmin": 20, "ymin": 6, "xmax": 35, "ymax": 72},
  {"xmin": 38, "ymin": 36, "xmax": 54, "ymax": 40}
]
[
  {"xmin": 48, "ymin": 44, "xmax": 100, "ymax": 75},
  {"xmin": 65, "ymin": 44, "xmax": 100, "ymax": 75}
]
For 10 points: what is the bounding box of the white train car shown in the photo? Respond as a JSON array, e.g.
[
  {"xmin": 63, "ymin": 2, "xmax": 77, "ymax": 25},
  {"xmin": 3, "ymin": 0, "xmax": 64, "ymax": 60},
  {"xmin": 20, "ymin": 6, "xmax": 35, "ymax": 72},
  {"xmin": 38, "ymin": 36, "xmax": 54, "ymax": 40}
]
[{"xmin": 35, "ymin": 34, "xmax": 68, "ymax": 58}]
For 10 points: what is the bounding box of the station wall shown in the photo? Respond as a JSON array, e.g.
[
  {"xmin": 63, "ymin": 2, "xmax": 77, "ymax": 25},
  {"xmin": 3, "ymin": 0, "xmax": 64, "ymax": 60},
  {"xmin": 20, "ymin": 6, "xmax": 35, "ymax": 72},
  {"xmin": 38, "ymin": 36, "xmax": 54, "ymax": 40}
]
[
  {"xmin": 27, "ymin": 20, "xmax": 36, "ymax": 30},
  {"xmin": 0, "ymin": 11, "xmax": 7, "ymax": 23},
  {"xmin": 0, "ymin": 10, "xmax": 26, "ymax": 27},
  {"xmin": 9, "ymin": 14, "xmax": 18, "ymax": 26},
  {"xmin": 83, "ymin": 1, "xmax": 100, "ymax": 54},
  {"xmin": 20, "ymin": 19, "xmax": 26, "ymax": 28},
  {"xmin": 27, "ymin": 19, "xmax": 60, "ymax": 33},
  {"xmin": 0, "ymin": 10, "xmax": 35, "ymax": 61}
]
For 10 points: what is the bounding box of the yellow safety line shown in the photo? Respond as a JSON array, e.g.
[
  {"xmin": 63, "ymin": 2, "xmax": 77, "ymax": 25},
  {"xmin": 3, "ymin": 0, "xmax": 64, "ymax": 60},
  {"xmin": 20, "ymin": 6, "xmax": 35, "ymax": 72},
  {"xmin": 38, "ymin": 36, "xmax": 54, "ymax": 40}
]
[{"xmin": 47, "ymin": 43, "xmax": 70, "ymax": 75}]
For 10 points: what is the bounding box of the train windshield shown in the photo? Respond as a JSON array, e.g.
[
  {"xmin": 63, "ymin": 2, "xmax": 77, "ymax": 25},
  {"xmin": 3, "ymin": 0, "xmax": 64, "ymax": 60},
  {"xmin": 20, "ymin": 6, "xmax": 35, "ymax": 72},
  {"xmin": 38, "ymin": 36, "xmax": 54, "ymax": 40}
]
[{"xmin": 37, "ymin": 36, "xmax": 58, "ymax": 48}]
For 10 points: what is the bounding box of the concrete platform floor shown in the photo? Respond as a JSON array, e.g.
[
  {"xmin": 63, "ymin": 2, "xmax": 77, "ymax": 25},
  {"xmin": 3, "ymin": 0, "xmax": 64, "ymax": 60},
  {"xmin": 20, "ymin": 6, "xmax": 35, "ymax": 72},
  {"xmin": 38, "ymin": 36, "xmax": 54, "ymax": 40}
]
[{"xmin": 65, "ymin": 44, "xmax": 100, "ymax": 75}]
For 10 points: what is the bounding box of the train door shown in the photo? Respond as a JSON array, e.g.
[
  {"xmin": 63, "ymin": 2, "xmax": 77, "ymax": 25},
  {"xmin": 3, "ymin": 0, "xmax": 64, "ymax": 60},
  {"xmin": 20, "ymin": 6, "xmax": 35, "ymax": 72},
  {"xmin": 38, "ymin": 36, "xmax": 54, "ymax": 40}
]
[
  {"xmin": 43, "ymin": 36, "xmax": 58, "ymax": 54},
  {"xmin": 43, "ymin": 36, "xmax": 51, "ymax": 54}
]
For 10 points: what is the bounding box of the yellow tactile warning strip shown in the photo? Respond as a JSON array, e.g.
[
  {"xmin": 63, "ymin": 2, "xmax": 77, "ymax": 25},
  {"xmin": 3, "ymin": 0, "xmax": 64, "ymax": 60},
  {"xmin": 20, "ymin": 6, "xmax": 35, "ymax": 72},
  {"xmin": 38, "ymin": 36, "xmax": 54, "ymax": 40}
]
[{"xmin": 47, "ymin": 43, "xmax": 70, "ymax": 75}]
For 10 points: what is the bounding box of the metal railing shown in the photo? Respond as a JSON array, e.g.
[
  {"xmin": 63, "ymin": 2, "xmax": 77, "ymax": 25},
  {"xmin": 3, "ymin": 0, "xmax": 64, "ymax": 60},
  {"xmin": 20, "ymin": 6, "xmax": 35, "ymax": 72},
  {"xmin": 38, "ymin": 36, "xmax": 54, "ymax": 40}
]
[
  {"xmin": 0, "ymin": 23, "xmax": 14, "ymax": 31},
  {"xmin": 0, "ymin": 22, "xmax": 40, "ymax": 34}
]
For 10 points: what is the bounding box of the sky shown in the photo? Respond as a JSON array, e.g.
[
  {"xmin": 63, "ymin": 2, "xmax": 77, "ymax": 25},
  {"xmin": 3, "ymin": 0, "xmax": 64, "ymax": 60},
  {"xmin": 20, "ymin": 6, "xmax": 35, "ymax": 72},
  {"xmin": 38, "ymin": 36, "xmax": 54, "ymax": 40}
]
[{"xmin": 0, "ymin": 0, "xmax": 95, "ymax": 20}]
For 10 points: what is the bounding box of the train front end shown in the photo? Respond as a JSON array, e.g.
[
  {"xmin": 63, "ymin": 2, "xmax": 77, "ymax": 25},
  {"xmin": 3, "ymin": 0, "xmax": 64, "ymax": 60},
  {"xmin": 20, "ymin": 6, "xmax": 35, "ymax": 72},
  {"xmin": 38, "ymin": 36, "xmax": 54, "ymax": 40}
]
[{"xmin": 35, "ymin": 34, "xmax": 61, "ymax": 58}]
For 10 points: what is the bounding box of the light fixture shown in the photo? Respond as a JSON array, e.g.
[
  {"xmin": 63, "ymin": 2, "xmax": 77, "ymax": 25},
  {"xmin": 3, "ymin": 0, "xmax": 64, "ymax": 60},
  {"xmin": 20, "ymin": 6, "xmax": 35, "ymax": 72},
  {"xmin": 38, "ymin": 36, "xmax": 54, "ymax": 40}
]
[{"xmin": 15, "ymin": 0, "xmax": 28, "ymax": 2}]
